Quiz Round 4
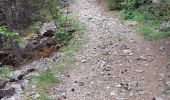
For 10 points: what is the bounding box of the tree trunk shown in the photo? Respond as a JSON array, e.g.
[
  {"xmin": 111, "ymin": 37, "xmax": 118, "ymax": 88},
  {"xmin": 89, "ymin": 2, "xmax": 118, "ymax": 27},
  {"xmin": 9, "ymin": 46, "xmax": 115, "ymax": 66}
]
[
  {"xmin": 7, "ymin": 20, "xmax": 22, "ymax": 63},
  {"xmin": 1, "ymin": 0, "xmax": 23, "ymax": 63}
]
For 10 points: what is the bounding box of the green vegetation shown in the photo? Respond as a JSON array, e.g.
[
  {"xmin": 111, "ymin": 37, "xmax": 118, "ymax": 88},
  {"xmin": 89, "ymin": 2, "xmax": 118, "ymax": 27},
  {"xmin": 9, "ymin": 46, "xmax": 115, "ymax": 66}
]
[
  {"xmin": 0, "ymin": 67, "xmax": 11, "ymax": 79},
  {"xmin": 31, "ymin": 69, "xmax": 57, "ymax": 90},
  {"xmin": 29, "ymin": 15, "xmax": 85, "ymax": 99},
  {"xmin": 108, "ymin": 0, "xmax": 170, "ymax": 39}
]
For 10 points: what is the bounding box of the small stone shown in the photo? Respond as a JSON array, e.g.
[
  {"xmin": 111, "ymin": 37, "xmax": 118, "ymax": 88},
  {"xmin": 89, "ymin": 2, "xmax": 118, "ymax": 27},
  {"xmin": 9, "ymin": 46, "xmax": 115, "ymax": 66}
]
[
  {"xmin": 135, "ymin": 69, "xmax": 144, "ymax": 73},
  {"xmin": 138, "ymin": 91, "xmax": 145, "ymax": 95},
  {"xmin": 91, "ymin": 81, "xmax": 94, "ymax": 84},
  {"xmin": 78, "ymin": 82, "xmax": 85, "ymax": 86},
  {"xmin": 61, "ymin": 93, "xmax": 66, "ymax": 99},
  {"xmin": 81, "ymin": 59, "xmax": 86, "ymax": 63},
  {"xmin": 100, "ymin": 72, "xmax": 105, "ymax": 75},
  {"xmin": 110, "ymin": 91, "xmax": 117, "ymax": 96},
  {"xmin": 86, "ymin": 92, "xmax": 91, "ymax": 96},
  {"xmin": 103, "ymin": 67, "xmax": 111, "ymax": 71},
  {"xmin": 159, "ymin": 47, "xmax": 164, "ymax": 51},
  {"xmin": 32, "ymin": 93, "xmax": 41, "ymax": 99},
  {"xmin": 106, "ymin": 86, "xmax": 110, "ymax": 89},
  {"xmin": 32, "ymin": 85, "xmax": 36, "ymax": 89},
  {"xmin": 71, "ymin": 88, "xmax": 75, "ymax": 92},
  {"xmin": 152, "ymin": 97, "xmax": 164, "ymax": 100},
  {"xmin": 136, "ymin": 56, "xmax": 147, "ymax": 61},
  {"xmin": 123, "ymin": 49, "xmax": 133, "ymax": 56},
  {"xmin": 115, "ymin": 97, "xmax": 127, "ymax": 100},
  {"xmin": 115, "ymin": 84, "xmax": 121, "ymax": 88},
  {"xmin": 130, "ymin": 39, "xmax": 136, "ymax": 43}
]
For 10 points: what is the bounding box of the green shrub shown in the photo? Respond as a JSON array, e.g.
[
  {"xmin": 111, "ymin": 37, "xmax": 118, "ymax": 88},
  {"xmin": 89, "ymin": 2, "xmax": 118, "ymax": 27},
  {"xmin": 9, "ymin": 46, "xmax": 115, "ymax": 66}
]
[{"xmin": 107, "ymin": 0, "xmax": 124, "ymax": 10}]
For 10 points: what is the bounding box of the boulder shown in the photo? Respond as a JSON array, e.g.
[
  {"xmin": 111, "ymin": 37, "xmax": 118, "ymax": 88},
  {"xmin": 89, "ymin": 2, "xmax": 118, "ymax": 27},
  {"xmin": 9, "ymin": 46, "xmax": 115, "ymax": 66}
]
[
  {"xmin": 10, "ymin": 70, "xmax": 26, "ymax": 80},
  {"xmin": 0, "ymin": 88, "xmax": 15, "ymax": 99},
  {"xmin": 160, "ymin": 22, "xmax": 170, "ymax": 32},
  {"xmin": 0, "ymin": 78, "xmax": 8, "ymax": 89},
  {"xmin": 10, "ymin": 83, "xmax": 23, "ymax": 93},
  {"xmin": 39, "ymin": 20, "xmax": 56, "ymax": 37},
  {"xmin": 1, "ymin": 94, "xmax": 23, "ymax": 100}
]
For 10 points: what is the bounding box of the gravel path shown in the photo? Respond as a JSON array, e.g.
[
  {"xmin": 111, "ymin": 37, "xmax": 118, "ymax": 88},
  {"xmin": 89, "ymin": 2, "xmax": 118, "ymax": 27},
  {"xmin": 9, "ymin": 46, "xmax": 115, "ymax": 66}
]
[{"xmin": 50, "ymin": 0, "xmax": 170, "ymax": 99}]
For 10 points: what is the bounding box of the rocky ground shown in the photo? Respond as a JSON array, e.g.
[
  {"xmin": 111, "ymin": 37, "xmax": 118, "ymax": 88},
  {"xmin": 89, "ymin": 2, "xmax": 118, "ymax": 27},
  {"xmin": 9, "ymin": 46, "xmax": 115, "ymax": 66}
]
[
  {"xmin": 49, "ymin": 0, "xmax": 170, "ymax": 100},
  {"xmin": 1, "ymin": 0, "xmax": 170, "ymax": 100}
]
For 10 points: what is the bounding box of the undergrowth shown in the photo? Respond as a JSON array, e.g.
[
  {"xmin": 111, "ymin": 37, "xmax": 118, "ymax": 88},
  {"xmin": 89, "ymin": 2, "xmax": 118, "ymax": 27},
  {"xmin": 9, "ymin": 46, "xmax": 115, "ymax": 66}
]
[
  {"xmin": 108, "ymin": 0, "xmax": 170, "ymax": 40},
  {"xmin": 29, "ymin": 14, "xmax": 85, "ymax": 99}
]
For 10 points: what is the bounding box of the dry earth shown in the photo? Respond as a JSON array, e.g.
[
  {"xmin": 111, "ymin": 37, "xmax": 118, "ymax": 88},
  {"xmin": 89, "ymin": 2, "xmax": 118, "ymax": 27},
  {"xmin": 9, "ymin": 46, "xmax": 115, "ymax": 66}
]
[{"xmin": 49, "ymin": 0, "xmax": 170, "ymax": 100}]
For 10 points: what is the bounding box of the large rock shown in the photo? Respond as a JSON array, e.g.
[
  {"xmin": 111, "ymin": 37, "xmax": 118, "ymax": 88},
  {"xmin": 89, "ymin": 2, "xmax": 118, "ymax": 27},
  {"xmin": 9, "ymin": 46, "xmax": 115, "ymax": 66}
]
[
  {"xmin": 10, "ymin": 83, "xmax": 23, "ymax": 93},
  {"xmin": 152, "ymin": 0, "xmax": 160, "ymax": 3},
  {"xmin": 0, "ymin": 78, "xmax": 8, "ymax": 89},
  {"xmin": 10, "ymin": 70, "xmax": 26, "ymax": 80},
  {"xmin": 39, "ymin": 20, "xmax": 56, "ymax": 37},
  {"xmin": 1, "ymin": 94, "xmax": 23, "ymax": 100},
  {"xmin": 0, "ymin": 88, "xmax": 15, "ymax": 99},
  {"xmin": 160, "ymin": 22, "xmax": 170, "ymax": 32}
]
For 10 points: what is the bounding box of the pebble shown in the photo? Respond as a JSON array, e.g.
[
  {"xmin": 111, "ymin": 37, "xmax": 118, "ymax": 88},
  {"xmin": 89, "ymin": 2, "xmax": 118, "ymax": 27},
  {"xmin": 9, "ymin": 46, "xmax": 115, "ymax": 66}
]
[
  {"xmin": 61, "ymin": 93, "xmax": 67, "ymax": 99},
  {"xmin": 123, "ymin": 49, "xmax": 133, "ymax": 56},
  {"xmin": 135, "ymin": 69, "xmax": 144, "ymax": 73},
  {"xmin": 31, "ymin": 93, "xmax": 41, "ymax": 99},
  {"xmin": 110, "ymin": 91, "xmax": 117, "ymax": 96},
  {"xmin": 115, "ymin": 84, "xmax": 121, "ymax": 88},
  {"xmin": 129, "ymin": 39, "xmax": 136, "ymax": 43},
  {"xmin": 78, "ymin": 82, "xmax": 85, "ymax": 86},
  {"xmin": 81, "ymin": 59, "xmax": 86, "ymax": 63},
  {"xmin": 115, "ymin": 97, "xmax": 127, "ymax": 100},
  {"xmin": 152, "ymin": 97, "xmax": 164, "ymax": 100}
]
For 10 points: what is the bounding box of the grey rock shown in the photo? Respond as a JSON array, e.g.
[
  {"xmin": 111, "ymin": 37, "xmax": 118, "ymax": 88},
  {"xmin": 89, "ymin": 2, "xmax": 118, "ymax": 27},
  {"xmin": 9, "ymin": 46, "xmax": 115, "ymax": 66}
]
[
  {"xmin": 123, "ymin": 49, "xmax": 134, "ymax": 56},
  {"xmin": 0, "ymin": 78, "xmax": 8, "ymax": 89},
  {"xmin": 10, "ymin": 83, "xmax": 23, "ymax": 93},
  {"xmin": 115, "ymin": 97, "xmax": 127, "ymax": 100},
  {"xmin": 50, "ymin": 53, "xmax": 62, "ymax": 61},
  {"xmin": 160, "ymin": 22, "xmax": 170, "ymax": 32},
  {"xmin": 152, "ymin": 0, "xmax": 160, "ymax": 3},
  {"xmin": 10, "ymin": 70, "xmax": 25, "ymax": 80},
  {"xmin": 1, "ymin": 94, "xmax": 23, "ymax": 100},
  {"xmin": 81, "ymin": 59, "xmax": 86, "ymax": 63},
  {"xmin": 136, "ymin": 56, "xmax": 147, "ymax": 61},
  {"xmin": 153, "ymin": 97, "xmax": 164, "ymax": 100},
  {"xmin": 115, "ymin": 84, "xmax": 121, "ymax": 88},
  {"xmin": 39, "ymin": 20, "xmax": 56, "ymax": 37},
  {"xmin": 31, "ymin": 93, "xmax": 41, "ymax": 99},
  {"xmin": 110, "ymin": 91, "xmax": 117, "ymax": 96},
  {"xmin": 21, "ymin": 79, "xmax": 29, "ymax": 89},
  {"xmin": 0, "ymin": 88, "xmax": 15, "ymax": 99},
  {"xmin": 25, "ymin": 59, "xmax": 49, "ymax": 71},
  {"xmin": 135, "ymin": 69, "xmax": 144, "ymax": 73},
  {"xmin": 78, "ymin": 82, "xmax": 85, "ymax": 86}
]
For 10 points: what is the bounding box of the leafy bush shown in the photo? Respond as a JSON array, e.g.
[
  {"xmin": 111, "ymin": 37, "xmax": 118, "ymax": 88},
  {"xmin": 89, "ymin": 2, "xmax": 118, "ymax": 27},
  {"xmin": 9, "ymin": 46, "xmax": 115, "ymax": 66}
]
[
  {"xmin": 108, "ymin": 0, "xmax": 170, "ymax": 39},
  {"xmin": 107, "ymin": 0, "xmax": 123, "ymax": 10}
]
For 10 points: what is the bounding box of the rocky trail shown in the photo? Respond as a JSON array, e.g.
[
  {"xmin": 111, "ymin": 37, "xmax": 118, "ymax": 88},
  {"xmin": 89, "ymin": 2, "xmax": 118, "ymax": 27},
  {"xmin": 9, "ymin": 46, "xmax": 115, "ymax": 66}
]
[
  {"xmin": 49, "ymin": 0, "xmax": 170, "ymax": 100},
  {"xmin": 0, "ymin": 0, "xmax": 170, "ymax": 100}
]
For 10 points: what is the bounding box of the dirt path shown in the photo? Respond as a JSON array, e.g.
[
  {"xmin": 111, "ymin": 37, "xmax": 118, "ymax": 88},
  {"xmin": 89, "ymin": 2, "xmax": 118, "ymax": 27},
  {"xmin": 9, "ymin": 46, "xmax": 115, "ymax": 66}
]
[{"xmin": 50, "ymin": 0, "xmax": 170, "ymax": 99}]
